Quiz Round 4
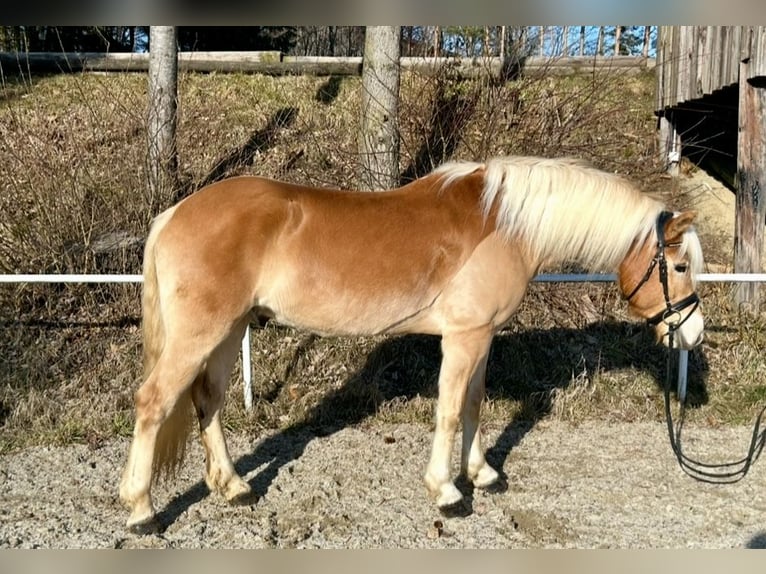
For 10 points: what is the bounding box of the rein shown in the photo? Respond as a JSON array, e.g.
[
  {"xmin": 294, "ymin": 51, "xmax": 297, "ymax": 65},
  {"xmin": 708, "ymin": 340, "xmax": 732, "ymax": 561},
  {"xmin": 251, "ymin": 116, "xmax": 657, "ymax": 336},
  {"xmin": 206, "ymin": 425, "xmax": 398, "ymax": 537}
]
[
  {"xmin": 632, "ymin": 211, "xmax": 766, "ymax": 483},
  {"xmin": 664, "ymin": 330, "xmax": 766, "ymax": 483}
]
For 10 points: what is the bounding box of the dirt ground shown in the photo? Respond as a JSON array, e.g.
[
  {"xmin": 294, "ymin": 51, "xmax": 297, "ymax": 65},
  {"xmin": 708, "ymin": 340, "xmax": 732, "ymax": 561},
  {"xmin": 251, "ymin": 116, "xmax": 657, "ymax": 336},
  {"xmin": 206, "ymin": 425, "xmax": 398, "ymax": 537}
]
[
  {"xmin": 2, "ymin": 169, "xmax": 764, "ymax": 550},
  {"xmin": 1, "ymin": 421, "xmax": 765, "ymax": 549},
  {"xmin": 677, "ymin": 166, "xmax": 738, "ymax": 270}
]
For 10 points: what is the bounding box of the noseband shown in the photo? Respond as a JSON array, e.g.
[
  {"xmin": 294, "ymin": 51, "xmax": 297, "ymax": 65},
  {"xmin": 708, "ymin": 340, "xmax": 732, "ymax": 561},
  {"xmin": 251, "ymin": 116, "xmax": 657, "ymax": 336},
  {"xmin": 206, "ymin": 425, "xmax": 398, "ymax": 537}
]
[{"xmin": 624, "ymin": 210, "xmax": 699, "ymax": 329}]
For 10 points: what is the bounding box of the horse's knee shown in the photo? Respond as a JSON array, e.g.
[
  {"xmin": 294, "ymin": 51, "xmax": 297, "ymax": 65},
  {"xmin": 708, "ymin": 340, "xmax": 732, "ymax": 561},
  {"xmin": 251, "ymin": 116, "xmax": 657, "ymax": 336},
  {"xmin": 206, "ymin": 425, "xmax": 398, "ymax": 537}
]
[
  {"xmin": 435, "ymin": 410, "xmax": 462, "ymax": 433},
  {"xmin": 133, "ymin": 379, "xmax": 170, "ymax": 427}
]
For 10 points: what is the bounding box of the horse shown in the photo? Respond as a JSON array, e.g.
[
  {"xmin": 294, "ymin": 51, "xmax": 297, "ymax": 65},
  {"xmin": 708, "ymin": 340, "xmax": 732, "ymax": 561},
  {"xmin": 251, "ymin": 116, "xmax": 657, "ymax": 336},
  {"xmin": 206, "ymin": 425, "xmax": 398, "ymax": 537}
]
[{"xmin": 119, "ymin": 155, "xmax": 705, "ymax": 533}]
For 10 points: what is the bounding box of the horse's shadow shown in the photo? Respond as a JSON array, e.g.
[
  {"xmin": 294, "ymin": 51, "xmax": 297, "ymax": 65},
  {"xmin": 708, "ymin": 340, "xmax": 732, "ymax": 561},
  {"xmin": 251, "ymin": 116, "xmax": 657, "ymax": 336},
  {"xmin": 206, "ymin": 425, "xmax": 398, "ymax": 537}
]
[{"xmin": 155, "ymin": 319, "xmax": 709, "ymax": 528}]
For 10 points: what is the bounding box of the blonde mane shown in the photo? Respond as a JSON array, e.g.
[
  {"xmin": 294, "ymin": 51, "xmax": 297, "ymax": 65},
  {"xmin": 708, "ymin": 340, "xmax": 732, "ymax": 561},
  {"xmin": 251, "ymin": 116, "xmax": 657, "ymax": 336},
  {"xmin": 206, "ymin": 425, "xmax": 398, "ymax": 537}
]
[{"xmin": 434, "ymin": 156, "xmax": 698, "ymax": 272}]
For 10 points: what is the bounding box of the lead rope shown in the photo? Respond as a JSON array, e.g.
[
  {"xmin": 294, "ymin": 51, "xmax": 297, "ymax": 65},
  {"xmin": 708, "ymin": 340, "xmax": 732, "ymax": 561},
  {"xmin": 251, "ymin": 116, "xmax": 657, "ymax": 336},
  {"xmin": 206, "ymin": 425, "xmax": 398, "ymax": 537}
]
[{"xmin": 663, "ymin": 327, "xmax": 766, "ymax": 483}]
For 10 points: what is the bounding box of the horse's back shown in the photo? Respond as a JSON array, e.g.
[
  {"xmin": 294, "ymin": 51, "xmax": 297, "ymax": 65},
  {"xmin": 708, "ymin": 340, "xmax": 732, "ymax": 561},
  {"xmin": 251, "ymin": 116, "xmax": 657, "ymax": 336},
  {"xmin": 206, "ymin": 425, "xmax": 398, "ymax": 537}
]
[{"xmin": 153, "ymin": 174, "xmax": 496, "ymax": 336}]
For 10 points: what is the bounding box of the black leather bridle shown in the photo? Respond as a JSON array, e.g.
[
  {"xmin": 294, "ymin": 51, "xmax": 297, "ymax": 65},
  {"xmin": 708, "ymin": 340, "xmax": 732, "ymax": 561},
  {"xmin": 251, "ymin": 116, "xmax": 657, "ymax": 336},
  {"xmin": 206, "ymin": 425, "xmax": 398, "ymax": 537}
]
[
  {"xmin": 630, "ymin": 212, "xmax": 766, "ymax": 483},
  {"xmin": 624, "ymin": 210, "xmax": 700, "ymax": 329}
]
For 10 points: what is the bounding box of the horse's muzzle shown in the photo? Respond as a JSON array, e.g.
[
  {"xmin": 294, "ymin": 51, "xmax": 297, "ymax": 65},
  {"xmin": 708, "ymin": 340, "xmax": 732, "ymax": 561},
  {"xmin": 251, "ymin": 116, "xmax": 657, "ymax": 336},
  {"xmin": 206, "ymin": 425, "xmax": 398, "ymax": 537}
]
[{"xmin": 658, "ymin": 308, "xmax": 704, "ymax": 350}]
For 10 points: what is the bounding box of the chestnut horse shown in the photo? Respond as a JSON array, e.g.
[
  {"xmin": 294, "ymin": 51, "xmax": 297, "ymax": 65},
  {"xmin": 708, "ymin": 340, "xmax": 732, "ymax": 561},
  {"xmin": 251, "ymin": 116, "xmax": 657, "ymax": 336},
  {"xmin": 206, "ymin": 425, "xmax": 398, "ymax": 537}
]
[{"xmin": 120, "ymin": 155, "xmax": 704, "ymax": 532}]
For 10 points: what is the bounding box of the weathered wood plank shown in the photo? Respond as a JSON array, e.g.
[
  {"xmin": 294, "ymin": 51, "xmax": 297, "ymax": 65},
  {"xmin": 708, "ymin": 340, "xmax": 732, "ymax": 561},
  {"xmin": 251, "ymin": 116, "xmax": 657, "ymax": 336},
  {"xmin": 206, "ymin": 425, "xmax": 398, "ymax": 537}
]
[
  {"xmin": 730, "ymin": 26, "xmax": 743, "ymax": 86},
  {"xmin": 747, "ymin": 27, "xmax": 766, "ymax": 79},
  {"xmin": 720, "ymin": 26, "xmax": 730, "ymax": 90},
  {"xmin": 655, "ymin": 27, "xmax": 667, "ymax": 110},
  {"xmin": 691, "ymin": 26, "xmax": 702, "ymax": 100},
  {"xmin": 705, "ymin": 26, "xmax": 718, "ymax": 96},
  {"xmin": 678, "ymin": 27, "xmax": 690, "ymax": 103},
  {"xmin": 734, "ymin": 58, "xmax": 766, "ymax": 308},
  {"xmin": 670, "ymin": 27, "xmax": 680, "ymax": 107}
]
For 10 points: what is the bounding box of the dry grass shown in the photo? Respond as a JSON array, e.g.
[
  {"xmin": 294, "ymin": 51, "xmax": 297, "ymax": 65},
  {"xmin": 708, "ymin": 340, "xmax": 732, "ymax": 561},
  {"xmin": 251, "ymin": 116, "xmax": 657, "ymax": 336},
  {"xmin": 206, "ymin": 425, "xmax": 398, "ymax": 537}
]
[{"xmin": 1, "ymin": 65, "xmax": 765, "ymax": 455}]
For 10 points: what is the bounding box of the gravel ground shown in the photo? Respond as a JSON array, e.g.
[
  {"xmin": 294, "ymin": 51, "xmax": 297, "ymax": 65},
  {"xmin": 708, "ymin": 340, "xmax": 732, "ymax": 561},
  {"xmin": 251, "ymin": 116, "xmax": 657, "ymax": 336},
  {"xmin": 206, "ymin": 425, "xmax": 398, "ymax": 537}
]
[{"xmin": 2, "ymin": 420, "xmax": 765, "ymax": 549}]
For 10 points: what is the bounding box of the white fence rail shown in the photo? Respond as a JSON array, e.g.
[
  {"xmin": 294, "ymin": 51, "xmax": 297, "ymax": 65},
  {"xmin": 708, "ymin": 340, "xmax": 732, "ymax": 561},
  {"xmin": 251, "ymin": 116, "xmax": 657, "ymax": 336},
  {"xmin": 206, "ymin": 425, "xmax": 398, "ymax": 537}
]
[
  {"xmin": 0, "ymin": 274, "xmax": 144, "ymax": 283},
  {"xmin": 3, "ymin": 272, "xmax": 766, "ymax": 407}
]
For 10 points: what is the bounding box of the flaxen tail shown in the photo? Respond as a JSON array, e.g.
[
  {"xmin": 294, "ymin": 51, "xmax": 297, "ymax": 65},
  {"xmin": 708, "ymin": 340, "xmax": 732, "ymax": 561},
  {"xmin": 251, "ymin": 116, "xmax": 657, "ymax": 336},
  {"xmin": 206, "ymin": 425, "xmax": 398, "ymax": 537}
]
[
  {"xmin": 141, "ymin": 209, "xmax": 169, "ymax": 381},
  {"xmin": 140, "ymin": 206, "xmax": 194, "ymax": 481}
]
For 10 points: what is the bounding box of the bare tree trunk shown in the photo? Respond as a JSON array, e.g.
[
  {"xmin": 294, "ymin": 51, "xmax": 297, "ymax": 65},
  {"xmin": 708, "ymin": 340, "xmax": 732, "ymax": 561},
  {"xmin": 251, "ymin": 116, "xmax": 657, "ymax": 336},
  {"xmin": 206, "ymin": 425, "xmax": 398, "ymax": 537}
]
[
  {"xmin": 539, "ymin": 26, "xmax": 545, "ymax": 56},
  {"xmin": 614, "ymin": 26, "xmax": 622, "ymax": 55},
  {"xmin": 408, "ymin": 26, "xmax": 416, "ymax": 57},
  {"xmin": 358, "ymin": 26, "xmax": 401, "ymax": 191},
  {"xmin": 499, "ymin": 26, "xmax": 506, "ymax": 59},
  {"xmin": 147, "ymin": 26, "xmax": 178, "ymax": 208},
  {"xmin": 561, "ymin": 26, "xmax": 569, "ymax": 56},
  {"xmin": 579, "ymin": 26, "xmax": 586, "ymax": 55},
  {"xmin": 597, "ymin": 26, "xmax": 605, "ymax": 55},
  {"xmin": 520, "ymin": 27, "xmax": 528, "ymax": 55},
  {"xmin": 328, "ymin": 26, "xmax": 337, "ymax": 56},
  {"xmin": 643, "ymin": 26, "xmax": 651, "ymax": 58},
  {"xmin": 433, "ymin": 26, "xmax": 442, "ymax": 56}
]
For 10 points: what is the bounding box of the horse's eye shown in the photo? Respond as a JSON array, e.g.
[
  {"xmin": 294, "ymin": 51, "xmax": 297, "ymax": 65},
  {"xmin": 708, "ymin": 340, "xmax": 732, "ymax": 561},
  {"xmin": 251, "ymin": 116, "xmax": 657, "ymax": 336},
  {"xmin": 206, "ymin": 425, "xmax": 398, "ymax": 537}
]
[{"xmin": 674, "ymin": 263, "xmax": 688, "ymax": 273}]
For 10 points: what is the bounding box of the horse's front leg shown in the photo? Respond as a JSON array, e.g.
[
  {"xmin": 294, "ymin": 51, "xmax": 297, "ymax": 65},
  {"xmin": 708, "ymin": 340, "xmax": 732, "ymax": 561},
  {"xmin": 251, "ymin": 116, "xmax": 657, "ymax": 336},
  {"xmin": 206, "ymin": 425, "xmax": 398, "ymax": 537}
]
[
  {"xmin": 460, "ymin": 352, "xmax": 499, "ymax": 488},
  {"xmin": 424, "ymin": 328, "xmax": 493, "ymax": 508}
]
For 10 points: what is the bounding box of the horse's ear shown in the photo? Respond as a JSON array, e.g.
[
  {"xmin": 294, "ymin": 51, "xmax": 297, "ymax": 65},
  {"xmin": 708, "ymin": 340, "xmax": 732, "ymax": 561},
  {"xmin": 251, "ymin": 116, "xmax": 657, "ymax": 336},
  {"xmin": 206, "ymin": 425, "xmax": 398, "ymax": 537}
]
[{"xmin": 664, "ymin": 210, "xmax": 697, "ymax": 242}]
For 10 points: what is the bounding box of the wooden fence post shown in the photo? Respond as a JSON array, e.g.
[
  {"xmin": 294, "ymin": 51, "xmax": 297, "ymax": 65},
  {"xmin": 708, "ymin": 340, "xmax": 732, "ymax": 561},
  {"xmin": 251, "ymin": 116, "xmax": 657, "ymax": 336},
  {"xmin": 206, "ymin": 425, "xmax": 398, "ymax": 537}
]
[
  {"xmin": 658, "ymin": 112, "xmax": 681, "ymax": 177},
  {"xmin": 643, "ymin": 26, "xmax": 651, "ymax": 58},
  {"xmin": 734, "ymin": 60, "xmax": 766, "ymax": 309},
  {"xmin": 147, "ymin": 26, "xmax": 178, "ymax": 208},
  {"xmin": 358, "ymin": 26, "xmax": 401, "ymax": 191}
]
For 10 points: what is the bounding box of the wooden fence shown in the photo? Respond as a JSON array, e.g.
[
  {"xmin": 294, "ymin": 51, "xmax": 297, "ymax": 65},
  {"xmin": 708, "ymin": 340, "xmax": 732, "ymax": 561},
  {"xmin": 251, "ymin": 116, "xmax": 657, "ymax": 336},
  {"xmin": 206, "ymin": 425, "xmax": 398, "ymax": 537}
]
[{"xmin": 0, "ymin": 51, "xmax": 655, "ymax": 77}]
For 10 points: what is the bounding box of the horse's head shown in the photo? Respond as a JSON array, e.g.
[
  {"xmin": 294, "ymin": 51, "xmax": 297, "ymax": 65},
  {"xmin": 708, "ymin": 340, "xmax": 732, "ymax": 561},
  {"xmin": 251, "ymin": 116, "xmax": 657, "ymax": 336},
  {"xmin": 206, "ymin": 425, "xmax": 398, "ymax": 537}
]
[{"xmin": 619, "ymin": 210, "xmax": 704, "ymax": 350}]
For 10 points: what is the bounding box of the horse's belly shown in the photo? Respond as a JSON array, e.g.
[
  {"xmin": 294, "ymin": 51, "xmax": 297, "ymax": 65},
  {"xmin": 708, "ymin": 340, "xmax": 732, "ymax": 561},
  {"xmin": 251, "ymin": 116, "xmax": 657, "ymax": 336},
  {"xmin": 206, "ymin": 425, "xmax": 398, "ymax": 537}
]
[
  {"xmin": 259, "ymin": 278, "xmax": 440, "ymax": 337},
  {"xmin": 255, "ymin": 224, "xmax": 477, "ymax": 337}
]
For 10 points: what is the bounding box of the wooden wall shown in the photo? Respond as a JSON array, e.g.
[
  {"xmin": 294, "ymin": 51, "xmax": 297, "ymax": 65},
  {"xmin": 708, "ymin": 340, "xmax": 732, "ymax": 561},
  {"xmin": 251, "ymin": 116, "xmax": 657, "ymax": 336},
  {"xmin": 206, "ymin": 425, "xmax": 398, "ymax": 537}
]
[
  {"xmin": 655, "ymin": 26, "xmax": 766, "ymax": 111},
  {"xmin": 656, "ymin": 26, "xmax": 766, "ymax": 308}
]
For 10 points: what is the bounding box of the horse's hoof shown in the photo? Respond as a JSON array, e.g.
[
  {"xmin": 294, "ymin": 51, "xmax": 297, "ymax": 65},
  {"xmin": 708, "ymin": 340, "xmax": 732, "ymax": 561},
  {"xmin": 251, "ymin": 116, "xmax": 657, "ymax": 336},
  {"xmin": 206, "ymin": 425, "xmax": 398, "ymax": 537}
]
[
  {"xmin": 127, "ymin": 517, "xmax": 162, "ymax": 536},
  {"xmin": 470, "ymin": 465, "xmax": 500, "ymax": 489},
  {"xmin": 438, "ymin": 499, "xmax": 472, "ymax": 518},
  {"xmin": 228, "ymin": 490, "xmax": 259, "ymax": 506},
  {"xmin": 434, "ymin": 483, "xmax": 470, "ymax": 517},
  {"xmin": 478, "ymin": 477, "xmax": 507, "ymax": 495}
]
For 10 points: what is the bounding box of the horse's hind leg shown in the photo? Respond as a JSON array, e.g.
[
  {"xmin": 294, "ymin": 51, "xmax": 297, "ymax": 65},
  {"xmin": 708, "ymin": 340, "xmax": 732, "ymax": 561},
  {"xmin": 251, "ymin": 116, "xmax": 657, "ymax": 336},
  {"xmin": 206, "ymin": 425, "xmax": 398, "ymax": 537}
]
[
  {"xmin": 460, "ymin": 352, "xmax": 499, "ymax": 488},
  {"xmin": 425, "ymin": 327, "xmax": 493, "ymax": 508},
  {"xmin": 191, "ymin": 318, "xmax": 252, "ymax": 504},
  {"xmin": 119, "ymin": 344, "xmax": 205, "ymax": 532}
]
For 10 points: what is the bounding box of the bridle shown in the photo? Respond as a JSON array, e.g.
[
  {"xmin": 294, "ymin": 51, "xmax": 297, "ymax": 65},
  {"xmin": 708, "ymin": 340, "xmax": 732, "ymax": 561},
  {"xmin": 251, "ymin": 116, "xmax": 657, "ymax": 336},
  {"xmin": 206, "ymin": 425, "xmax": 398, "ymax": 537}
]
[
  {"xmin": 624, "ymin": 210, "xmax": 699, "ymax": 329},
  {"xmin": 628, "ymin": 210, "xmax": 765, "ymax": 483}
]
